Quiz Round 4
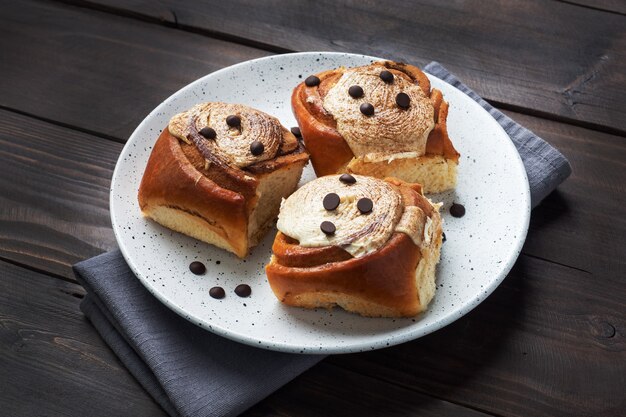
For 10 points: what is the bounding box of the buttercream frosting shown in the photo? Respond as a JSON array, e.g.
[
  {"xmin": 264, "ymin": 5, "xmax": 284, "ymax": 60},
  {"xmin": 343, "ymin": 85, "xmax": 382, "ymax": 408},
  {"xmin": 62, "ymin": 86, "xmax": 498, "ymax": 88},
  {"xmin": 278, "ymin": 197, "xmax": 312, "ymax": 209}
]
[
  {"xmin": 277, "ymin": 175, "xmax": 437, "ymax": 257},
  {"xmin": 322, "ymin": 65, "xmax": 435, "ymax": 157},
  {"xmin": 168, "ymin": 102, "xmax": 283, "ymax": 168}
]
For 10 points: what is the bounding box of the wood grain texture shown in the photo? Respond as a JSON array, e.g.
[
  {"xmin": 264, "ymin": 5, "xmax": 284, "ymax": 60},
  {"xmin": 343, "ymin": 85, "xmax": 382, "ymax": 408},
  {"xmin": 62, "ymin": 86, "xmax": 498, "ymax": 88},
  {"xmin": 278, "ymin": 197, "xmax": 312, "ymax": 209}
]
[
  {"xmin": 2, "ymin": 105, "xmax": 624, "ymax": 283},
  {"xmin": 6, "ymin": 249, "xmax": 619, "ymax": 417},
  {"xmin": 558, "ymin": 0, "xmax": 626, "ymax": 15},
  {"xmin": 0, "ymin": 259, "xmax": 490, "ymax": 417},
  {"xmin": 1, "ymin": 107, "xmax": 624, "ymax": 416},
  {"xmin": 0, "ymin": 260, "xmax": 167, "ymax": 417},
  {"xmin": 0, "ymin": 110, "xmax": 119, "ymax": 279},
  {"xmin": 329, "ymin": 254, "xmax": 626, "ymax": 417},
  {"xmin": 244, "ymin": 362, "xmax": 491, "ymax": 417},
  {"xmin": 0, "ymin": 0, "xmax": 269, "ymax": 141},
  {"xmin": 503, "ymin": 110, "xmax": 626, "ymax": 278},
  {"xmin": 3, "ymin": 1, "xmax": 625, "ymax": 417},
  {"xmin": 60, "ymin": 0, "xmax": 626, "ymax": 134}
]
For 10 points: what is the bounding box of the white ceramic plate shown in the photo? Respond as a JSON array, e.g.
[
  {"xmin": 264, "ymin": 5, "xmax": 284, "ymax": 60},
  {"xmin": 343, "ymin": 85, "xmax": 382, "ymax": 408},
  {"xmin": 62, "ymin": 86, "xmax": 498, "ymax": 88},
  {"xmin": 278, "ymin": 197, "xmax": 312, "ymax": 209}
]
[{"xmin": 111, "ymin": 52, "xmax": 530, "ymax": 354}]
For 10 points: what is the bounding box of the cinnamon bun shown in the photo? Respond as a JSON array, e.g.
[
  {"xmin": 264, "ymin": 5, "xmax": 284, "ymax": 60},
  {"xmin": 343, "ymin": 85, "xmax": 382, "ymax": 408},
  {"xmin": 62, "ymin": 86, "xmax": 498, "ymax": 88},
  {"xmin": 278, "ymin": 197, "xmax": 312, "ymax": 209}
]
[
  {"xmin": 265, "ymin": 174, "xmax": 443, "ymax": 317},
  {"xmin": 138, "ymin": 102, "xmax": 309, "ymax": 258},
  {"xmin": 292, "ymin": 61, "xmax": 460, "ymax": 193}
]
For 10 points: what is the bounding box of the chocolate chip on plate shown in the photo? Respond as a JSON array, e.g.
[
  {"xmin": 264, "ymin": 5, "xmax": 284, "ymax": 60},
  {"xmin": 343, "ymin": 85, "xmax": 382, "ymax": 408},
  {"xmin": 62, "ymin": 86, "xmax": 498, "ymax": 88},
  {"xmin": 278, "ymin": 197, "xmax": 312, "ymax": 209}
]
[
  {"xmin": 450, "ymin": 203, "xmax": 466, "ymax": 218},
  {"xmin": 209, "ymin": 286, "xmax": 225, "ymax": 299},
  {"xmin": 339, "ymin": 173, "xmax": 356, "ymax": 184},
  {"xmin": 379, "ymin": 70, "xmax": 394, "ymax": 83},
  {"xmin": 348, "ymin": 85, "xmax": 364, "ymax": 98},
  {"xmin": 189, "ymin": 261, "xmax": 206, "ymax": 275},
  {"xmin": 323, "ymin": 193, "xmax": 340, "ymax": 211},
  {"xmin": 320, "ymin": 221, "xmax": 336, "ymax": 235},
  {"xmin": 250, "ymin": 140, "xmax": 264, "ymax": 156},
  {"xmin": 396, "ymin": 92, "xmax": 410, "ymax": 109},
  {"xmin": 305, "ymin": 75, "xmax": 320, "ymax": 87},
  {"xmin": 442, "ymin": 232, "xmax": 447, "ymax": 242},
  {"xmin": 360, "ymin": 103, "xmax": 375, "ymax": 116},
  {"xmin": 226, "ymin": 115, "xmax": 241, "ymax": 127},
  {"xmin": 234, "ymin": 284, "xmax": 251, "ymax": 298},
  {"xmin": 291, "ymin": 126, "xmax": 302, "ymax": 137},
  {"xmin": 357, "ymin": 197, "xmax": 373, "ymax": 214},
  {"xmin": 199, "ymin": 127, "xmax": 216, "ymax": 139}
]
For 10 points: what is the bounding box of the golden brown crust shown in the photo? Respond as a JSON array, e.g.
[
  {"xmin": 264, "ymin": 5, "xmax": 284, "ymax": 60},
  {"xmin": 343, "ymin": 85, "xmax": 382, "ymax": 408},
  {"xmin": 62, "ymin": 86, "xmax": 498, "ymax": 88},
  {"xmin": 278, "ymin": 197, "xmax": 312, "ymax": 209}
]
[
  {"xmin": 292, "ymin": 61, "xmax": 460, "ymax": 178},
  {"xmin": 266, "ymin": 232, "xmax": 422, "ymax": 316},
  {"xmin": 138, "ymin": 129, "xmax": 250, "ymax": 256},
  {"xmin": 425, "ymin": 89, "xmax": 458, "ymax": 160},
  {"xmin": 265, "ymin": 177, "xmax": 440, "ymax": 317},
  {"xmin": 138, "ymin": 126, "xmax": 309, "ymax": 258},
  {"xmin": 271, "ymin": 232, "xmax": 354, "ymax": 268},
  {"xmin": 291, "ymin": 74, "xmax": 354, "ymax": 176}
]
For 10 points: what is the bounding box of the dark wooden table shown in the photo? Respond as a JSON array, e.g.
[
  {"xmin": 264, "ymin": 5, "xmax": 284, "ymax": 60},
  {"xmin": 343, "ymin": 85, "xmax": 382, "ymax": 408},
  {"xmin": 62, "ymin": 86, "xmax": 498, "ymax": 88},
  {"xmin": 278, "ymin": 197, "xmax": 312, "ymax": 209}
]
[{"xmin": 1, "ymin": 1, "xmax": 625, "ymax": 416}]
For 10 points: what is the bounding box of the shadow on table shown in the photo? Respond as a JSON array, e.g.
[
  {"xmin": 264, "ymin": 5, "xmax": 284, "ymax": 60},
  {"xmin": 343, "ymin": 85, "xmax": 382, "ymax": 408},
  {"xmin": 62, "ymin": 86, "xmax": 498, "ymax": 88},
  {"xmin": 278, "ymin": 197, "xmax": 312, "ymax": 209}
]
[
  {"xmin": 529, "ymin": 189, "xmax": 571, "ymax": 231},
  {"xmin": 255, "ymin": 191, "xmax": 574, "ymax": 415},
  {"xmin": 324, "ymin": 253, "xmax": 532, "ymax": 412}
]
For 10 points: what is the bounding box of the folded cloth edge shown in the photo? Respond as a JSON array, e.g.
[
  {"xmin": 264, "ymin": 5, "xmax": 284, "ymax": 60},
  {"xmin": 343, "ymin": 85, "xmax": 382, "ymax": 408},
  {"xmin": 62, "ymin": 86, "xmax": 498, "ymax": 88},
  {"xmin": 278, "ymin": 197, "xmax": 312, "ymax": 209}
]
[
  {"xmin": 78, "ymin": 291, "xmax": 181, "ymax": 417},
  {"xmin": 73, "ymin": 252, "xmax": 323, "ymax": 417}
]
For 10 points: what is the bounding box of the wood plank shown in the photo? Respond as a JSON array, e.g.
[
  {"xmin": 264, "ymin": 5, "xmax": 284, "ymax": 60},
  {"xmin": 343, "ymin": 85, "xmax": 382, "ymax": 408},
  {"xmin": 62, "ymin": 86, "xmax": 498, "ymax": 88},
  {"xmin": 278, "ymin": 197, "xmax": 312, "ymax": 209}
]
[
  {"xmin": 0, "ymin": 260, "xmax": 166, "ymax": 417},
  {"xmin": 4, "ymin": 236, "xmax": 623, "ymax": 417},
  {"xmin": 0, "ymin": 110, "xmax": 119, "ymax": 279},
  {"xmin": 2, "ymin": 106, "xmax": 624, "ymax": 282},
  {"xmin": 559, "ymin": 0, "xmax": 626, "ymax": 15},
  {"xmin": 503, "ymin": 110, "xmax": 626, "ymax": 277},
  {"xmin": 245, "ymin": 362, "xmax": 491, "ymax": 417},
  {"xmin": 0, "ymin": 0, "xmax": 269, "ymax": 141},
  {"xmin": 0, "ymin": 259, "xmax": 490, "ymax": 417},
  {"xmin": 3, "ymin": 216, "xmax": 623, "ymax": 417},
  {"xmin": 2, "ymin": 2, "xmax": 623, "ymax": 417},
  {"xmin": 2, "ymin": 107, "xmax": 624, "ymax": 415},
  {"xmin": 0, "ymin": 2, "xmax": 622, "ymax": 279},
  {"xmin": 329, "ymin": 254, "xmax": 626, "ymax": 417},
  {"xmin": 61, "ymin": 0, "xmax": 626, "ymax": 134}
]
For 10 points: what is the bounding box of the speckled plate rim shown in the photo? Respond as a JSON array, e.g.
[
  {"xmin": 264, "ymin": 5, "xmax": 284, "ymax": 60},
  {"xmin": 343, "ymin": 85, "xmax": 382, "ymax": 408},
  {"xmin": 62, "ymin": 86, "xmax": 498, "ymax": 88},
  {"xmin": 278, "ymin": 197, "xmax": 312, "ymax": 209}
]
[{"xmin": 111, "ymin": 52, "xmax": 531, "ymax": 354}]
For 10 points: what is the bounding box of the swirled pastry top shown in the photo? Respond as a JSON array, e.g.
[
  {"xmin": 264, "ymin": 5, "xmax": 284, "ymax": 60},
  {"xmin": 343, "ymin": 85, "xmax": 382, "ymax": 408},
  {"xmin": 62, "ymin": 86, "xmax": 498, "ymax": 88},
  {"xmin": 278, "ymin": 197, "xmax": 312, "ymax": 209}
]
[
  {"xmin": 168, "ymin": 102, "xmax": 287, "ymax": 168},
  {"xmin": 276, "ymin": 175, "xmax": 432, "ymax": 258},
  {"xmin": 322, "ymin": 64, "xmax": 435, "ymax": 157}
]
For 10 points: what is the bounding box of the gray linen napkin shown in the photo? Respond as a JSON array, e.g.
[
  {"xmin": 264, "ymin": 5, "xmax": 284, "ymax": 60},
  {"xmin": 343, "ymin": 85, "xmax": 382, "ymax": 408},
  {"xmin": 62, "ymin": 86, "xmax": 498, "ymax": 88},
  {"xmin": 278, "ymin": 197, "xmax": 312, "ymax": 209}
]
[
  {"xmin": 74, "ymin": 252, "xmax": 322, "ymax": 417},
  {"xmin": 74, "ymin": 63, "xmax": 571, "ymax": 417}
]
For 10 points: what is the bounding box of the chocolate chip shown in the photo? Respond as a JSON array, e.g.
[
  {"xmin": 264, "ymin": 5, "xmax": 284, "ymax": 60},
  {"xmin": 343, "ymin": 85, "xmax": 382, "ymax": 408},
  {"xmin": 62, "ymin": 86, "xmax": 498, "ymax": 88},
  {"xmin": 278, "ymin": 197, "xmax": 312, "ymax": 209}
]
[
  {"xmin": 305, "ymin": 75, "xmax": 320, "ymax": 87},
  {"xmin": 209, "ymin": 286, "xmax": 225, "ymax": 299},
  {"xmin": 360, "ymin": 103, "xmax": 375, "ymax": 116},
  {"xmin": 291, "ymin": 126, "xmax": 301, "ymax": 137},
  {"xmin": 396, "ymin": 92, "xmax": 410, "ymax": 109},
  {"xmin": 320, "ymin": 221, "xmax": 336, "ymax": 235},
  {"xmin": 442, "ymin": 232, "xmax": 447, "ymax": 242},
  {"xmin": 357, "ymin": 197, "xmax": 373, "ymax": 214},
  {"xmin": 199, "ymin": 127, "xmax": 216, "ymax": 139},
  {"xmin": 323, "ymin": 193, "xmax": 340, "ymax": 211},
  {"xmin": 234, "ymin": 284, "xmax": 251, "ymax": 297},
  {"xmin": 339, "ymin": 173, "xmax": 356, "ymax": 184},
  {"xmin": 226, "ymin": 115, "xmax": 241, "ymax": 127},
  {"xmin": 189, "ymin": 261, "xmax": 206, "ymax": 275},
  {"xmin": 380, "ymin": 70, "xmax": 394, "ymax": 83},
  {"xmin": 450, "ymin": 203, "xmax": 466, "ymax": 218},
  {"xmin": 250, "ymin": 140, "xmax": 264, "ymax": 156},
  {"xmin": 348, "ymin": 85, "xmax": 364, "ymax": 98}
]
